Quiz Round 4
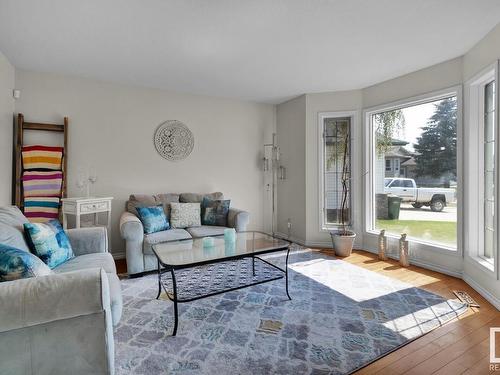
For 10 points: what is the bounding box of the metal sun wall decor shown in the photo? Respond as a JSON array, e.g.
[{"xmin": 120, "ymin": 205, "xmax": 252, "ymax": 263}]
[{"xmin": 154, "ymin": 120, "xmax": 194, "ymax": 161}]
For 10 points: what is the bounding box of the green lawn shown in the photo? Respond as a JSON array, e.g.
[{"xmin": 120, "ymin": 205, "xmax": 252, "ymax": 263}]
[{"xmin": 376, "ymin": 220, "xmax": 457, "ymax": 247}]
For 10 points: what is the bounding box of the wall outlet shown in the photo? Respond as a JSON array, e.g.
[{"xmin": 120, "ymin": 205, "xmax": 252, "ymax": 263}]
[{"xmin": 287, "ymin": 219, "xmax": 292, "ymax": 229}]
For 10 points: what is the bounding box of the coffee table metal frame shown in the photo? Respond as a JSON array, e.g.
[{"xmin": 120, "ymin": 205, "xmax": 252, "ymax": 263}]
[{"xmin": 152, "ymin": 231, "xmax": 291, "ymax": 336}]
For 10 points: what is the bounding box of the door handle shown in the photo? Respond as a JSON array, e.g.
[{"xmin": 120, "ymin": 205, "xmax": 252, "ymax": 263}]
[{"xmin": 403, "ymin": 189, "xmax": 407, "ymax": 191}]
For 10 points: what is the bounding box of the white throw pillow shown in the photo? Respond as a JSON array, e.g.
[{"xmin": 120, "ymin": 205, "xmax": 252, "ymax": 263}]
[{"xmin": 169, "ymin": 203, "xmax": 201, "ymax": 228}]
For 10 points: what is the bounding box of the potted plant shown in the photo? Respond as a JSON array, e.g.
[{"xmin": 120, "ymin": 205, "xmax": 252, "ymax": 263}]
[{"xmin": 329, "ymin": 124, "xmax": 355, "ymax": 257}]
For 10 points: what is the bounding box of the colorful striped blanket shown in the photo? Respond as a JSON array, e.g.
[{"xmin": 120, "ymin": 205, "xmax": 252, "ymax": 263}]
[
  {"xmin": 22, "ymin": 171, "xmax": 63, "ymax": 197},
  {"xmin": 22, "ymin": 145, "xmax": 63, "ymax": 170},
  {"xmin": 24, "ymin": 197, "xmax": 60, "ymax": 222}
]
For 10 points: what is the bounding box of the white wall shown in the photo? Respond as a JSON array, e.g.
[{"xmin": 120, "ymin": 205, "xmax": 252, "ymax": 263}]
[
  {"xmin": 0, "ymin": 51, "xmax": 14, "ymax": 205},
  {"xmin": 13, "ymin": 70, "xmax": 275, "ymax": 254},
  {"xmin": 275, "ymin": 95, "xmax": 306, "ymax": 241},
  {"xmin": 362, "ymin": 57, "xmax": 463, "ymax": 109},
  {"xmin": 463, "ymin": 23, "xmax": 500, "ymax": 82}
]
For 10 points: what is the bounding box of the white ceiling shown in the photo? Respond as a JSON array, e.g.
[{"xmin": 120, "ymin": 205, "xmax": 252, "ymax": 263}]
[{"xmin": 1, "ymin": 0, "xmax": 500, "ymax": 104}]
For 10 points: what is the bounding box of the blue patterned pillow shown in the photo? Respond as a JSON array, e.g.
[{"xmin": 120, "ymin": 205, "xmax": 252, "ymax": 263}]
[
  {"xmin": 201, "ymin": 198, "xmax": 230, "ymax": 226},
  {"xmin": 24, "ymin": 220, "xmax": 74, "ymax": 269},
  {"xmin": 0, "ymin": 244, "xmax": 52, "ymax": 282},
  {"xmin": 136, "ymin": 206, "xmax": 170, "ymax": 234}
]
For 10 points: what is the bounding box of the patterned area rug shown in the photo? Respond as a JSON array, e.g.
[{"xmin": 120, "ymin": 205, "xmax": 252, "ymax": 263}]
[{"xmin": 115, "ymin": 247, "xmax": 467, "ymax": 374}]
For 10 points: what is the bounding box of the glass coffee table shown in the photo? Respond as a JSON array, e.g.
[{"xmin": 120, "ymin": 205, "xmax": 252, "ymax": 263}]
[{"xmin": 152, "ymin": 231, "xmax": 291, "ymax": 336}]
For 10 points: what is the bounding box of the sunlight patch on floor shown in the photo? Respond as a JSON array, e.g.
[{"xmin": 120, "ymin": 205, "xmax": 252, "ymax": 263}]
[{"xmin": 290, "ymin": 257, "xmax": 414, "ymax": 302}]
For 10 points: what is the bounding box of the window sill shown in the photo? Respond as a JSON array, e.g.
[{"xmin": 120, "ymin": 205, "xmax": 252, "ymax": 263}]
[
  {"xmin": 365, "ymin": 229, "xmax": 458, "ymax": 253},
  {"xmin": 321, "ymin": 225, "xmax": 350, "ymax": 233},
  {"xmin": 469, "ymin": 255, "xmax": 495, "ymax": 273}
]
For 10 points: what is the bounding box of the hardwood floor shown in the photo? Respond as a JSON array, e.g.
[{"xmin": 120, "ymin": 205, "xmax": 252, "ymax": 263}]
[
  {"xmin": 334, "ymin": 250, "xmax": 500, "ymax": 375},
  {"xmin": 114, "ymin": 250, "xmax": 500, "ymax": 374},
  {"xmin": 115, "ymin": 258, "xmax": 127, "ymax": 274}
]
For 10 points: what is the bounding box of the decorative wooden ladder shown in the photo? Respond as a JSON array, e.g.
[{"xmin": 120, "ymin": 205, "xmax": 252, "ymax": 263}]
[{"xmin": 13, "ymin": 113, "xmax": 69, "ymax": 212}]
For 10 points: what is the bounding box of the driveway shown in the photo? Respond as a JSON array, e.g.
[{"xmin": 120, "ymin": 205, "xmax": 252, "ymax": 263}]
[{"xmin": 399, "ymin": 203, "xmax": 457, "ymax": 222}]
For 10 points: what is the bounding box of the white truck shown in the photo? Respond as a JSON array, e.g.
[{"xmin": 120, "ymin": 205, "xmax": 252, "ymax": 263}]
[{"xmin": 384, "ymin": 178, "xmax": 456, "ymax": 212}]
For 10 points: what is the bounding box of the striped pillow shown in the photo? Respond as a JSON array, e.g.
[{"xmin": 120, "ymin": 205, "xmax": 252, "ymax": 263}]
[
  {"xmin": 22, "ymin": 145, "xmax": 63, "ymax": 170},
  {"xmin": 22, "ymin": 171, "xmax": 63, "ymax": 197},
  {"xmin": 24, "ymin": 197, "xmax": 60, "ymax": 222}
]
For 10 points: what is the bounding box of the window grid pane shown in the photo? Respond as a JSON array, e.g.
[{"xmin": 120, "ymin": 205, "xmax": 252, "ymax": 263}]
[
  {"xmin": 483, "ymin": 80, "xmax": 496, "ymax": 260},
  {"xmin": 324, "ymin": 118, "xmax": 350, "ymax": 225}
]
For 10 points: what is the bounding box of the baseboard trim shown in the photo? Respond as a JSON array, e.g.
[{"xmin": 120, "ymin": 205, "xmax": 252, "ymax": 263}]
[
  {"xmin": 305, "ymin": 240, "xmax": 332, "ymax": 248},
  {"xmin": 361, "ymin": 247, "xmax": 463, "ymax": 278},
  {"xmin": 273, "ymin": 232, "xmax": 307, "ymax": 247},
  {"xmin": 112, "ymin": 251, "xmax": 126, "ymax": 260},
  {"xmin": 463, "ymin": 275, "xmax": 500, "ymax": 310},
  {"xmin": 273, "ymin": 232, "xmax": 335, "ymax": 249},
  {"xmin": 408, "ymin": 258, "xmax": 463, "ymax": 279}
]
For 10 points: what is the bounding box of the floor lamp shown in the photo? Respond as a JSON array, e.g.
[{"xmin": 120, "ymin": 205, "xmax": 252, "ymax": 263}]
[{"xmin": 263, "ymin": 133, "xmax": 284, "ymax": 236}]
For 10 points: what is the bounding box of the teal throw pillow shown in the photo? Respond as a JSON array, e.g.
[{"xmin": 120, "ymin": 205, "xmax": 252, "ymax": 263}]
[
  {"xmin": 0, "ymin": 244, "xmax": 52, "ymax": 282},
  {"xmin": 136, "ymin": 206, "xmax": 170, "ymax": 234},
  {"xmin": 24, "ymin": 220, "xmax": 74, "ymax": 269},
  {"xmin": 201, "ymin": 198, "xmax": 230, "ymax": 226}
]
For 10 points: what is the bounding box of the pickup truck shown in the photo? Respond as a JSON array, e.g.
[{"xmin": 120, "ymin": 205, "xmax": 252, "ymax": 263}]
[{"xmin": 384, "ymin": 178, "xmax": 456, "ymax": 212}]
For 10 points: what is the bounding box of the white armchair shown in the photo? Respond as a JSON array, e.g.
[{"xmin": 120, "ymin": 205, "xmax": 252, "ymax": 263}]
[
  {"xmin": 0, "ymin": 268, "xmax": 115, "ymax": 375},
  {"xmin": 0, "ymin": 206, "xmax": 121, "ymax": 375}
]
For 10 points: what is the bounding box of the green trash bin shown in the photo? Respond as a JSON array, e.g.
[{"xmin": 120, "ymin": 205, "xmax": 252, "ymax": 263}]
[{"xmin": 387, "ymin": 195, "xmax": 403, "ymax": 220}]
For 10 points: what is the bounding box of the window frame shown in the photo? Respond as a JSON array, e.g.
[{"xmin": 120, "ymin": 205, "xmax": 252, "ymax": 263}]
[
  {"xmin": 466, "ymin": 62, "xmax": 499, "ymax": 275},
  {"xmin": 480, "ymin": 79, "xmax": 496, "ymax": 265},
  {"xmin": 319, "ymin": 111, "xmax": 358, "ymax": 232},
  {"xmin": 363, "ymin": 86, "xmax": 463, "ymax": 255}
]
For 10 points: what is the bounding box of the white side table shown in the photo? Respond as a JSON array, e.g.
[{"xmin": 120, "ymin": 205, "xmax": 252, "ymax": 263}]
[{"xmin": 61, "ymin": 197, "xmax": 113, "ymax": 234}]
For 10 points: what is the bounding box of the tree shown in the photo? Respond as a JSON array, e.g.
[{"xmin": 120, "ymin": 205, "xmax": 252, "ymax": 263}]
[
  {"xmin": 374, "ymin": 110, "xmax": 406, "ymax": 156},
  {"xmin": 413, "ymin": 97, "xmax": 457, "ymax": 180}
]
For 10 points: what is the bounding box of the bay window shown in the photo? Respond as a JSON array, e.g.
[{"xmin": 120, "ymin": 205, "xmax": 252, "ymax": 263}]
[{"xmin": 366, "ymin": 89, "xmax": 460, "ymax": 250}]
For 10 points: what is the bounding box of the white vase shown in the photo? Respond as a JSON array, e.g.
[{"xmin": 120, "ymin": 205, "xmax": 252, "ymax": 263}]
[{"xmin": 330, "ymin": 230, "xmax": 356, "ymax": 257}]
